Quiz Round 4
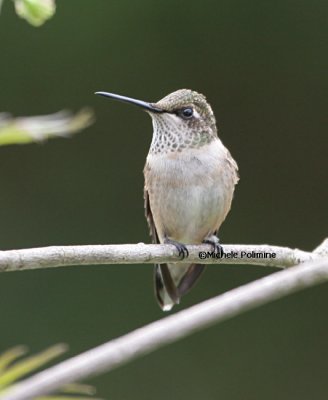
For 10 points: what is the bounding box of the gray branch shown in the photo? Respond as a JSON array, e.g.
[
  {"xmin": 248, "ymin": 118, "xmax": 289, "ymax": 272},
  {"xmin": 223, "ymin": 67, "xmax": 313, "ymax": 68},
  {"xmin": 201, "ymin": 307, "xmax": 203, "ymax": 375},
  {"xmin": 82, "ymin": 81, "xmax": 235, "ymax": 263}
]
[
  {"xmin": 1, "ymin": 254, "xmax": 328, "ymax": 400},
  {"xmin": 1, "ymin": 239, "xmax": 327, "ymax": 273}
]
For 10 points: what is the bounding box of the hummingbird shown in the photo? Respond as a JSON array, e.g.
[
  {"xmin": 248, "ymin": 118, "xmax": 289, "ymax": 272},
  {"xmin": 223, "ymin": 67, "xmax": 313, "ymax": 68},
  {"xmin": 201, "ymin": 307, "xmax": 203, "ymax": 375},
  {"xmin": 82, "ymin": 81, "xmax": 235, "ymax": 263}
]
[{"xmin": 96, "ymin": 89, "xmax": 239, "ymax": 311}]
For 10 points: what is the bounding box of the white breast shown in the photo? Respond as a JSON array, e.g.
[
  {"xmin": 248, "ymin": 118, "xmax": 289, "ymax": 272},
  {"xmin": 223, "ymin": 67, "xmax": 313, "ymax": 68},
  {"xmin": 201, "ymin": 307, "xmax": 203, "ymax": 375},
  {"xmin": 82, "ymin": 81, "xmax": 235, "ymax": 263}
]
[{"xmin": 145, "ymin": 139, "xmax": 238, "ymax": 244}]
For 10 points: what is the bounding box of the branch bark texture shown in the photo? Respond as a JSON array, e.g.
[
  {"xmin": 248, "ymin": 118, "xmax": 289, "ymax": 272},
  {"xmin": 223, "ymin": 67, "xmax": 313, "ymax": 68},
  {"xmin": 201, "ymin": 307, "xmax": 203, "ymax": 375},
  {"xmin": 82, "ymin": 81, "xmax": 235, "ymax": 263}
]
[{"xmin": 1, "ymin": 239, "xmax": 327, "ymax": 273}]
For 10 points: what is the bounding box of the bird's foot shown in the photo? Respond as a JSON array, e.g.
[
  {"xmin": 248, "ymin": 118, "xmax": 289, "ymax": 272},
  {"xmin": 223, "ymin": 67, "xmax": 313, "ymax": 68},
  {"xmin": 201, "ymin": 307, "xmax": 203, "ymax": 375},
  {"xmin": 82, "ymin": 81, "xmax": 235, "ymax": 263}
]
[
  {"xmin": 203, "ymin": 235, "xmax": 223, "ymax": 256},
  {"xmin": 165, "ymin": 238, "xmax": 189, "ymax": 260}
]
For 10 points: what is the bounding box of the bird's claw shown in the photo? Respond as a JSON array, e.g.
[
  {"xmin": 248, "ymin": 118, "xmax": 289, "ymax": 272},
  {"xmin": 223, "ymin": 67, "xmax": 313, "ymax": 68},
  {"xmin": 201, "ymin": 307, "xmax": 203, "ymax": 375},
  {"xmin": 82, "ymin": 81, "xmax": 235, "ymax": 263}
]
[
  {"xmin": 203, "ymin": 236, "xmax": 223, "ymax": 256},
  {"xmin": 165, "ymin": 238, "xmax": 189, "ymax": 260}
]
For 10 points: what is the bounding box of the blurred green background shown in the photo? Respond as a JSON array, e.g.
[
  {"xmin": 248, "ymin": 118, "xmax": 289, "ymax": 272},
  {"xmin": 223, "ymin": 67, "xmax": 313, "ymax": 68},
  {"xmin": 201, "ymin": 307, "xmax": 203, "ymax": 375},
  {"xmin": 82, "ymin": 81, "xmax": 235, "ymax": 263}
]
[{"xmin": 0, "ymin": 0, "xmax": 327, "ymax": 399}]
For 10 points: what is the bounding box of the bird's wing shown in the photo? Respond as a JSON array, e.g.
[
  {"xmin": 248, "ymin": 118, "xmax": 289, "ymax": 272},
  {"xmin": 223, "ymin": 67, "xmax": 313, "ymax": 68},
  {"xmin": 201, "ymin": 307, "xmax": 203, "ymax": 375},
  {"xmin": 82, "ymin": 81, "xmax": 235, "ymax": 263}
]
[
  {"xmin": 144, "ymin": 188, "xmax": 180, "ymax": 309},
  {"xmin": 144, "ymin": 187, "xmax": 159, "ymax": 244}
]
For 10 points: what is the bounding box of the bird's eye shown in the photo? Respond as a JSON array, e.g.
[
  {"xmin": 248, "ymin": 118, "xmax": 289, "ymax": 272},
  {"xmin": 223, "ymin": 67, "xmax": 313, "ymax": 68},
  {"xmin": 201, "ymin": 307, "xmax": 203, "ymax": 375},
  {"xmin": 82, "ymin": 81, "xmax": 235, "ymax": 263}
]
[{"xmin": 180, "ymin": 107, "xmax": 194, "ymax": 119}]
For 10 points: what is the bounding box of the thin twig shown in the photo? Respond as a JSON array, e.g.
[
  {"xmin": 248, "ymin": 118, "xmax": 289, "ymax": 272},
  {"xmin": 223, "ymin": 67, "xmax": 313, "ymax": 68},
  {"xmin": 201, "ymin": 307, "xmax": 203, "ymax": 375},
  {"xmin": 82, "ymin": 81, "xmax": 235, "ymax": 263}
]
[
  {"xmin": 0, "ymin": 239, "xmax": 327, "ymax": 273},
  {"xmin": 1, "ymin": 255, "xmax": 328, "ymax": 400}
]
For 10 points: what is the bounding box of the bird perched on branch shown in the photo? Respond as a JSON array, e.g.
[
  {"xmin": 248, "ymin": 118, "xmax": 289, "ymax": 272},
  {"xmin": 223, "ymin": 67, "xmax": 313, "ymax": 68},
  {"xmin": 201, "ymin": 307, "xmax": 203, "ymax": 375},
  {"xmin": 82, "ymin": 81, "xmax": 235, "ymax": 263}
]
[{"xmin": 96, "ymin": 89, "xmax": 239, "ymax": 311}]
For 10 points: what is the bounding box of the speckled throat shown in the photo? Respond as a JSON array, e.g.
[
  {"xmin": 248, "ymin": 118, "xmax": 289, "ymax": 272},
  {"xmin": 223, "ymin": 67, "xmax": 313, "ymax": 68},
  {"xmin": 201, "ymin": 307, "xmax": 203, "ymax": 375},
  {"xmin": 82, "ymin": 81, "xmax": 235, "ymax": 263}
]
[{"xmin": 149, "ymin": 112, "xmax": 217, "ymax": 155}]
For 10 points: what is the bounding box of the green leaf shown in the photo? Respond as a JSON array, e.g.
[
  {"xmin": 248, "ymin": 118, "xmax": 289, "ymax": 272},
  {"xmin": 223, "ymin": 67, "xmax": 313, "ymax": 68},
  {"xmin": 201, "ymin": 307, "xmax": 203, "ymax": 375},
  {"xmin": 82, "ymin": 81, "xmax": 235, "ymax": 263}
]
[
  {"xmin": 0, "ymin": 346, "xmax": 28, "ymax": 374},
  {"xmin": 61, "ymin": 383, "xmax": 97, "ymax": 396},
  {"xmin": 0, "ymin": 344, "xmax": 68, "ymax": 390},
  {"xmin": 13, "ymin": 0, "xmax": 56, "ymax": 27},
  {"xmin": 0, "ymin": 345, "xmax": 101, "ymax": 399},
  {"xmin": 0, "ymin": 108, "xmax": 94, "ymax": 146}
]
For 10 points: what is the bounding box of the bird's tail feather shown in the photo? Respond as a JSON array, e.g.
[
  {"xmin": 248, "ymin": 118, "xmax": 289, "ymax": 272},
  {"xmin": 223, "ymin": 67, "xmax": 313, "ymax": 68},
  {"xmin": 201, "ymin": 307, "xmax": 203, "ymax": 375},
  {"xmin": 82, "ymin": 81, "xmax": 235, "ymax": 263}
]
[{"xmin": 154, "ymin": 263, "xmax": 206, "ymax": 311}]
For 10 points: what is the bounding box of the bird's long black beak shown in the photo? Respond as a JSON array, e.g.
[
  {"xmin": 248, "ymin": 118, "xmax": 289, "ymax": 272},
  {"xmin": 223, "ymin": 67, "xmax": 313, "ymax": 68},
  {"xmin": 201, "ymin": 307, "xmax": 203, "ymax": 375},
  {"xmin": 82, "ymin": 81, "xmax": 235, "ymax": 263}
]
[{"xmin": 95, "ymin": 91, "xmax": 163, "ymax": 113}]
